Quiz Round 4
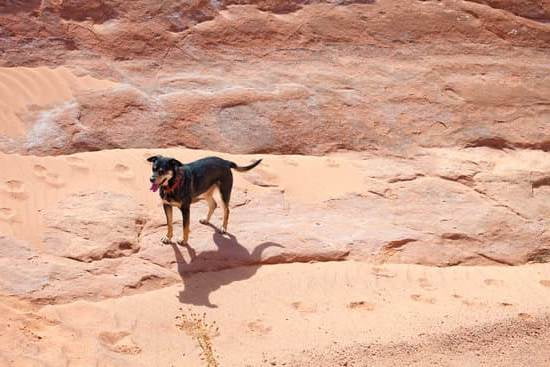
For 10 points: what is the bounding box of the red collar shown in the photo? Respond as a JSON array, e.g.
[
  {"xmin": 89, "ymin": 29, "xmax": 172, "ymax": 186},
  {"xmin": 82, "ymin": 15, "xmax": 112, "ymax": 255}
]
[{"xmin": 163, "ymin": 173, "xmax": 183, "ymax": 194}]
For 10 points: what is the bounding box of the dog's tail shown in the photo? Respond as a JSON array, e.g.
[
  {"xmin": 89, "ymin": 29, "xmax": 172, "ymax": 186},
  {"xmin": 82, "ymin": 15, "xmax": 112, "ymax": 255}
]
[{"xmin": 230, "ymin": 159, "xmax": 262, "ymax": 172}]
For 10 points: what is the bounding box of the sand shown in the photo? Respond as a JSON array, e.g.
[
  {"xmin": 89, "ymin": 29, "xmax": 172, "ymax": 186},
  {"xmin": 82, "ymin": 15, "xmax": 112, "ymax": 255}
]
[
  {"xmin": 2, "ymin": 260, "xmax": 550, "ymax": 366},
  {"xmin": 0, "ymin": 66, "xmax": 117, "ymax": 138}
]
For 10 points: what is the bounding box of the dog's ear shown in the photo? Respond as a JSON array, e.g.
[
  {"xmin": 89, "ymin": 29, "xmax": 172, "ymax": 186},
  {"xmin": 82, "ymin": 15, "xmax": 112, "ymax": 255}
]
[
  {"xmin": 147, "ymin": 155, "xmax": 160, "ymax": 163},
  {"xmin": 169, "ymin": 158, "xmax": 183, "ymax": 168}
]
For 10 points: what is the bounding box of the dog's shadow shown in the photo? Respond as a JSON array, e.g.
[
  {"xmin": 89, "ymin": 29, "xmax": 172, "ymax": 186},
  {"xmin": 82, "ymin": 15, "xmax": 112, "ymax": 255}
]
[{"xmin": 170, "ymin": 226, "xmax": 283, "ymax": 308}]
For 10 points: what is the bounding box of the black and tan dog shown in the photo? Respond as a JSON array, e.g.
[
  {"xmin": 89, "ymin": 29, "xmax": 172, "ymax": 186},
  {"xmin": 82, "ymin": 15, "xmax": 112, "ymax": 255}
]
[{"xmin": 147, "ymin": 155, "xmax": 262, "ymax": 245}]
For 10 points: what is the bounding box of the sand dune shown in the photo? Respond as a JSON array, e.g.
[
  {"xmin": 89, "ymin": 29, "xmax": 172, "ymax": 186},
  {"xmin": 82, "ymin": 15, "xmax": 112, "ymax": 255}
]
[{"xmin": 0, "ymin": 66, "xmax": 117, "ymax": 138}]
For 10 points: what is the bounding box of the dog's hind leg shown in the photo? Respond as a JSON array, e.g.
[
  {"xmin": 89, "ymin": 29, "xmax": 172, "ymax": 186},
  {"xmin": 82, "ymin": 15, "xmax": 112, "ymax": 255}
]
[
  {"xmin": 219, "ymin": 174, "xmax": 233, "ymax": 234},
  {"xmin": 221, "ymin": 203, "xmax": 230, "ymax": 234},
  {"xmin": 200, "ymin": 185, "xmax": 217, "ymax": 225},
  {"xmin": 200, "ymin": 195, "xmax": 217, "ymax": 225},
  {"xmin": 162, "ymin": 204, "xmax": 173, "ymax": 244}
]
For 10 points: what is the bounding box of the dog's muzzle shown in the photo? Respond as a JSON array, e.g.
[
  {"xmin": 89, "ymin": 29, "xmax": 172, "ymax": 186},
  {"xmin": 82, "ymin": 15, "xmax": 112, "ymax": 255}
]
[{"xmin": 150, "ymin": 176, "xmax": 160, "ymax": 192}]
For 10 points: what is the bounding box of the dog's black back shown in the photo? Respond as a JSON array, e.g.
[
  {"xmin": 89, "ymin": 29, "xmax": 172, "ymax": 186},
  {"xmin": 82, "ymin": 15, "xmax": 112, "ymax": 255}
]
[{"xmin": 174, "ymin": 157, "xmax": 234, "ymax": 205}]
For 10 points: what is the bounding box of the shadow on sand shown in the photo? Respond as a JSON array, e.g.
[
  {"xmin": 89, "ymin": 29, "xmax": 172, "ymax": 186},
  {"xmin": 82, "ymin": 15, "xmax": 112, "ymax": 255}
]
[{"xmin": 170, "ymin": 225, "xmax": 283, "ymax": 308}]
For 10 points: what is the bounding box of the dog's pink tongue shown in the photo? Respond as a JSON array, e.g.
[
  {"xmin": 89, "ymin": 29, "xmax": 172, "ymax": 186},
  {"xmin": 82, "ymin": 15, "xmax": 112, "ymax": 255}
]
[{"xmin": 150, "ymin": 183, "xmax": 159, "ymax": 192}]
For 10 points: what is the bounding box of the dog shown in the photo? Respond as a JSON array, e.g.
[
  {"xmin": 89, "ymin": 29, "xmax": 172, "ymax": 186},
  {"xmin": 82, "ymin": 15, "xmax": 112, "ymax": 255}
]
[{"xmin": 147, "ymin": 155, "xmax": 262, "ymax": 245}]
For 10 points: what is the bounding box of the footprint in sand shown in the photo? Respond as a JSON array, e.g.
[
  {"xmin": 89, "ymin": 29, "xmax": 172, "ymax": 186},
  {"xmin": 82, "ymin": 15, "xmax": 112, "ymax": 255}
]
[
  {"xmin": 284, "ymin": 159, "xmax": 298, "ymax": 167},
  {"xmin": 33, "ymin": 164, "xmax": 47, "ymax": 179},
  {"xmin": 453, "ymin": 295, "xmax": 483, "ymax": 307},
  {"xmin": 246, "ymin": 319, "xmax": 272, "ymax": 336},
  {"xmin": 114, "ymin": 164, "xmax": 135, "ymax": 180},
  {"xmin": 0, "ymin": 208, "xmax": 16, "ymax": 222},
  {"xmin": 243, "ymin": 169, "xmax": 278, "ymax": 188},
  {"xmin": 410, "ymin": 294, "xmax": 436, "ymax": 304},
  {"xmin": 347, "ymin": 301, "xmax": 375, "ymax": 311},
  {"xmin": 326, "ymin": 159, "xmax": 340, "ymax": 168},
  {"xmin": 45, "ymin": 172, "xmax": 65, "ymax": 188},
  {"xmin": 98, "ymin": 331, "xmax": 141, "ymax": 355},
  {"xmin": 33, "ymin": 165, "xmax": 65, "ymax": 187},
  {"xmin": 539, "ymin": 280, "xmax": 550, "ymax": 288},
  {"xmin": 66, "ymin": 156, "xmax": 89, "ymax": 172},
  {"xmin": 418, "ymin": 277, "xmax": 436, "ymax": 291},
  {"xmin": 372, "ymin": 267, "xmax": 396, "ymax": 278},
  {"xmin": 291, "ymin": 301, "xmax": 318, "ymax": 313},
  {"xmin": 453, "ymin": 294, "xmax": 483, "ymax": 307},
  {"xmin": 1, "ymin": 180, "xmax": 27, "ymax": 200},
  {"xmin": 484, "ymin": 279, "xmax": 504, "ymax": 286}
]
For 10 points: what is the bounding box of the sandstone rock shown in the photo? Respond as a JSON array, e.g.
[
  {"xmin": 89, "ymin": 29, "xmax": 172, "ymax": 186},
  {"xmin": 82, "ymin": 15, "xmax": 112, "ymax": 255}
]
[
  {"xmin": 0, "ymin": 148, "xmax": 549, "ymax": 305},
  {"xmin": 468, "ymin": 0, "xmax": 550, "ymax": 22},
  {"xmin": 0, "ymin": 235, "xmax": 177, "ymax": 304},
  {"xmin": 10, "ymin": 53, "xmax": 548, "ymax": 157},
  {"xmin": 43, "ymin": 191, "xmax": 147, "ymax": 262},
  {"xmin": 1, "ymin": 1, "xmax": 549, "ymax": 156},
  {"xmin": 0, "ymin": 235, "xmax": 34, "ymax": 259},
  {"xmin": 0, "ymin": 236, "xmax": 55, "ymax": 296},
  {"xmin": 138, "ymin": 147, "xmax": 550, "ymax": 270},
  {"xmin": 32, "ymin": 256, "xmax": 178, "ymax": 304}
]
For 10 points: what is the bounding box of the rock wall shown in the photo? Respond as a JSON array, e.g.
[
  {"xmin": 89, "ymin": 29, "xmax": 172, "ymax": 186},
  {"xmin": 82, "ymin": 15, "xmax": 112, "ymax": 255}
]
[{"xmin": 0, "ymin": 0, "xmax": 549, "ymax": 155}]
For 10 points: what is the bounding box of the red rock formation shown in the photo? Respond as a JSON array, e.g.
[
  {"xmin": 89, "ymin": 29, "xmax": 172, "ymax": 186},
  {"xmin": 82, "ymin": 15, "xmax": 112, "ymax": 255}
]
[{"xmin": 0, "ymin": 0, "xmax": 548, "ymax": 155}]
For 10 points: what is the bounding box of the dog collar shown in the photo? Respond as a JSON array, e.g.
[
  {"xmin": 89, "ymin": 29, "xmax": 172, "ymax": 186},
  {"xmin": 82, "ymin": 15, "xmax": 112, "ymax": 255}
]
[{"xmin": 164, "ymin": 174, "xmax": 182, "ymax": 194}]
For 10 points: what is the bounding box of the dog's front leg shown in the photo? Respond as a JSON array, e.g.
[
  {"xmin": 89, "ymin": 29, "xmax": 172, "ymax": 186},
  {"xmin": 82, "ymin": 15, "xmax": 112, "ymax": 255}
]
[
  {"xmin": 162, "ymin": 204, "xmax": 173, "ymax": 244},
  {"xmin": 178, "ymin": 204, "xmax": 190, "ymax": 246}
]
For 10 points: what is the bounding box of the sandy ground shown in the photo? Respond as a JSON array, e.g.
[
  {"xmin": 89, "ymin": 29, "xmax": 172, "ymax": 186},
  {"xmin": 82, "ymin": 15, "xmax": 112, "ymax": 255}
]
[{"xmin": 3, "ymin": 261, "xmax": 550, "ymax": 366}]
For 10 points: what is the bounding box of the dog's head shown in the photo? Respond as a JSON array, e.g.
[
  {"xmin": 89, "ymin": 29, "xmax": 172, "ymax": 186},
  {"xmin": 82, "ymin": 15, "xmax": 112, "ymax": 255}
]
[{"xmin": 146, "ymin": 155, "xmax": 183, "ymax": 192}]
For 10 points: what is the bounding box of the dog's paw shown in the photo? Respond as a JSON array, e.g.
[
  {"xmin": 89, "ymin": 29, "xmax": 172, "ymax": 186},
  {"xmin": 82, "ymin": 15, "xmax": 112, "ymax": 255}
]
[
  {"xmin": 177, "ymin": 239, "xmax": 189, "ymax": 247},
  {"xmin": 199, "ymin": 219, "xmax": 209, "ymax": 225},
  {"xmin": 161, "ymin": 236, "xmax": 172, "ymax": 245}
]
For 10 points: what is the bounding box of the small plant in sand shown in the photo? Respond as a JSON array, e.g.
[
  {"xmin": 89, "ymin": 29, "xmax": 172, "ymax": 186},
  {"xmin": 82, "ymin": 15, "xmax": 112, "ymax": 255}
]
[{"xmin": 175, "ymin": 309, "xmax": 220, "ymax": 367}]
